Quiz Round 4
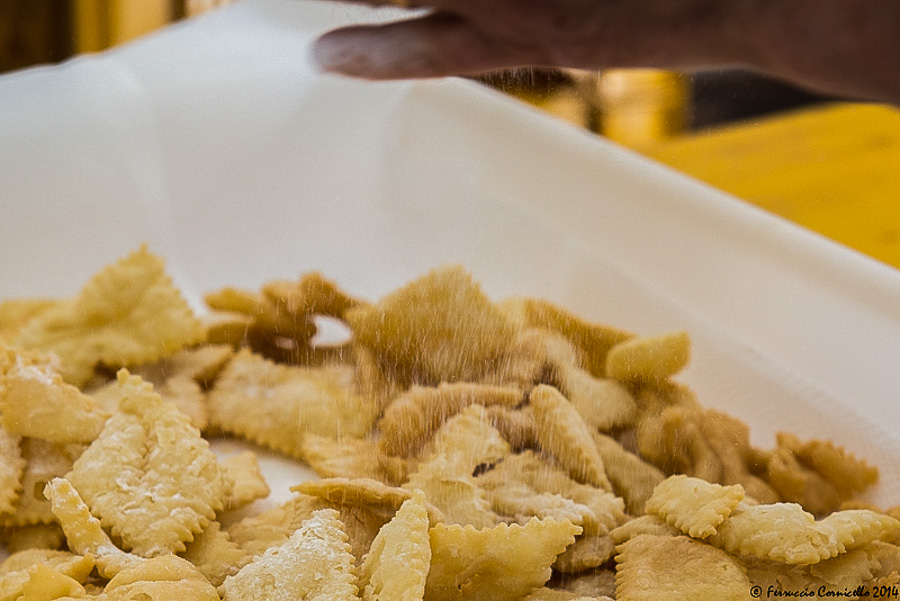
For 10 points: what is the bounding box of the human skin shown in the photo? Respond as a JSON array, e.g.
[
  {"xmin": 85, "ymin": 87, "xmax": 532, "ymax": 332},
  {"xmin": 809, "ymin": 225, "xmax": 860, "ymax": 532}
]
[{"xmin": 311, "ymin": 0, "xmax": 900, "ymax": 104}]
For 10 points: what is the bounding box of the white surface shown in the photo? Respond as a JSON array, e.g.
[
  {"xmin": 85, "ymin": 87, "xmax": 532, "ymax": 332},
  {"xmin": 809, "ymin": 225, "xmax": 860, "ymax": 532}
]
[{"xmin": 2, "ymin": 0, "xmax": 899, "ymax": 505}]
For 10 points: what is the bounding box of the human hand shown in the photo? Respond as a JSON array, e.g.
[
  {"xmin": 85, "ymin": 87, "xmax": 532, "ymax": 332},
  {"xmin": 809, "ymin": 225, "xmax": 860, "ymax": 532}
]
[{"xmin": 311, "ymin": 0, "xmax": 900, "ymax": 104}]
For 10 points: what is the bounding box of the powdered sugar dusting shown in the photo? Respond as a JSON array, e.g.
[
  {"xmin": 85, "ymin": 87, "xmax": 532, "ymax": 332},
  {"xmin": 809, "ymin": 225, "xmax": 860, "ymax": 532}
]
[{"xmin": 220, "ymin": 509, "xmax": 359, "ymax": 601}]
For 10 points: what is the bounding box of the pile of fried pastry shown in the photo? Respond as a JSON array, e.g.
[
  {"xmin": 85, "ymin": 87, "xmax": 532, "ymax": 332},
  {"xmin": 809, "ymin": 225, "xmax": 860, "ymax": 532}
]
[{"xmin": 0, "ymin": 246, "xmax": 897, "ymax": 601}]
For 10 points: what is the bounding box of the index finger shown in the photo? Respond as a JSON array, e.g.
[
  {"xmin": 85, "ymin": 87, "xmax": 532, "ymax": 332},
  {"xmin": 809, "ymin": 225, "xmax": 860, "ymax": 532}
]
[
  {"xmin": 312, "ymin": 13, "xmax": 527, "ymax": 80},
  {"xmin": 313, "ymin": 0, "xmax": 477, "ymax": 14}
]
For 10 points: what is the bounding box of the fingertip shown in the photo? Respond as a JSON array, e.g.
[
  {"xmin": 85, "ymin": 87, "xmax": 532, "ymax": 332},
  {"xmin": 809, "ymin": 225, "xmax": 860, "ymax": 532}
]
[
  {"xmin": 309, "ymin": 16, "xmax": 503, "ymax": 80},
  {"xmin": 308, "ymin": 28, "xmax": 397, "ymax": 79},
  {"xmin": 309, "ymin": 31, "xmax": 356, "ymax": 76}
]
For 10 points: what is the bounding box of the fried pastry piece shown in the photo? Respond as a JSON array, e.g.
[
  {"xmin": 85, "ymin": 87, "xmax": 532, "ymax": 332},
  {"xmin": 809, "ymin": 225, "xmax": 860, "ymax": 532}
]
[
  {"xmin": 762, "ymin": 432, "xmax": 878, "ymax": 516},
  {"xmin": 418, "ymin": 404, "xmax": 511, "ymax": 474},
  {"xmin": 484, "ymin": 483, "xmax": 594, "ymax": 531},
  {"xmin": 404, "ymin": 455, "xmax": 501, "ymax": 528},
  {"xmin": 644, "ymin": 475, "xmax": 745, "ymax": 539},
  {"xmin": 207, "ymin": 349, "xmax": 378, "ymax": 460},
  {"xmin": 0, "ymin": 549, "xmax": 94, "ymax": 601},
  {"xmin": 180, "ymin": 521, "xmax": 251, "ymax": 587},
  {"xmin": 207, "ymin": 272, "xmax": 364, "ymax": 365},
  {"xmin": 358, "ymin": 490, "xmax": 431, "ymax": 601},
  {"xmin": 2, "ymin": 439, "xmax": 85, "ymax": 527},
  {"xmin": 742, "ymin": 558, "xmax": 818, "ymax": 597},
  {"xmin": 90, "ymin": 369, "xmax": 208, "ymax": 432},
  {"xmin": 332, "ymin": 502, "xmax": 396, "ymax": 568},
  {"xmin": 302, "ymin": 434, "xmax": 418, "ymax": 486},
  {"xmin": 0, "ymin": 426, "xmax": 24, "ymax": 517},
  {"xmin": 66, "ymin": 371, "xmax": 228, "ymax": 557},
  {"xmin": 346, "ymin": 265, "xmax": 519, "ymax": 385},
  {"xmin": 538, "ymin": 331, "xmax": 638, "ymax": 430},
  {"xmin": 204, "ymin": 287, "xmax": 260, "ymax": 316},
  {"xmin": 352, "ymin": 343, "xmax": 401, "ymax": 415},
  {"xmin": 202, "ymin": 310, "xmax": 253, "ymax": 349},
  {"xmin": 821, "ymin": 510, "xmax": 900, "ymax": 552},
  {"xmin": 0, "ymin": 560, "xmax": 89, "ymax": 601},
  {"xmin": 125, "ymin": 344, "xmax": 235, "ymax": 431},
  {"xmin": 530, "ymin": 385, "xmax": 611, "ymax": 489},
  {"xmin": 425, "ymin": 518, "xmax": 582, "ymax": 601},
  {"xmin": 213, "ymin": 282, "xmax": 285, "ymax": 317},
  {"xmin": 744, "ymin": 546, "xmax": 884, "ymax": 597},
  {"xmin": 0, "ymin": 299, "xmax": 56, "ymax": 344},
  {"xmin": 378, "ymin": 450, "xmax": 417, "ymax": 487},
  {"xmin": 225, "ymin": 494, "xmax": 329, "ymax": 557},
  {"xmin": 553, "ymin": 533, "xmax": 616, "ymax": 574},
  {"xmin": 865, "ymin": 540, "xmax": 900, "ymax": 578},
  {"xmin": 477, "ymin": 451, "xmax": 625, "ymax": 537},
  {"xmin": 399, "ymin": 405, "xmax": 510, "ymax": 527},
  {"xmin": 497, "ymin": 298, "xmax": 633, "ymax": 378},
  {"xmin": 615, "ymin": 534, "xmax": 753, "ymax": 601},
  {"xmin": 765, "ymin": 446, "xmax": 842, "ymax": 516},
  {"xmin": 293, "ymin": 478, "xmax": 441, "ymax": 522},
  {"xmin": 609, "ymin": 515, "xmax": 679, "ymax": 546},
  {"xmin": 631, "ymin": 380, "xmax": 701, "ymax": 415},
  {"xmin": 156, "ymin": 375, "xmax": 209, "ymax": 432},
  {"xmin": 710, "ymin": 502, "xmax": 832, "ymax": 564},
  {"xmin": 302, "ymin": 435, "xmax": 391, "ymax": 482},
  {"xmin": 484, "ymin": 405, "xmax": 539, "ymax": 451},
  {"xmin": 478, "ymin": 328, "xmax": 549, "ymax": 392},
  {"xmin": 556, "ymin": 368, "xmax": 638, "ymax": 432},
  {"xmin": 807, "ymin": 546, "xmax": 884, "ymax": 589},
  {"xmin": 591, "ymin": 432, "xmax": 664, "ymax": 515},
  {"xmin": 552, "ymin": 568, "xmax": 617, "ymax": 599},
  {"xmin": 605, "ymin": 331, "xmax": 691, "ymax": 385},
  {"xmin": 293, "ymin": 478, "xmax": 445, "ymax": 561},
  {"xmin": 44, "ymin": 477, "xmax": 142, "ymax": 578},
  {"xmin": 131, "ymin": 344, "xmax": 234, "ymax": 389},
  {"xmin": 838, "ymin": 499, "xmax": 885, "ymax": 512},
  {"xmin": 885, "ymin": 507, "xmax": 900, "ymax": 546},
  {"xmin": 204, "ymin": 287, "xmax": 314, "ymax": 362},
  {"xmin": 775, "ymin": 432, "xmax": 879, "ymax": 501},
  {"xmin": 635, "ymin": 405, "xmax": 715, "ymax": 477},
  {"xmin": 103, "ymin": 554, "xmax": 220, "ymax": 601},
  {"xmin": 0, "ymin": 523, "xmax": 66, "ymax": 553},
  {"xmin": 220, "ymin": 451, "xmax": 270, "ymax": 510},
  {"xmin": 0, "ymin": 548, "xmax": 94, "ymax": 583},
  {"xmin": 696, "ymin": 409, "xmax": 778, "ymax": 502},
  {"xmin": 378, "ymin": 382, "xmax": 522, "ymax": 458},
  {"xmin": 219, "ymin": 509, "xmax": 359, "ymax": 601},
  {"xmin": 16, "ymin": 246, "xmax": 204, "ymax": 386},
  {"xmin": 709, "ymin": 502, "xmax": 900, "ymax": 564},
  {"xmin": 635, "ymin": 404, "xmax": 778, "ymax": 503},
  {"xmin": 0, "ymin": 346, "xmax": 108, "ymax": 444},
  {"xmin": 261, "ymin": 271, "xmax": 364, "ymax": 320}
]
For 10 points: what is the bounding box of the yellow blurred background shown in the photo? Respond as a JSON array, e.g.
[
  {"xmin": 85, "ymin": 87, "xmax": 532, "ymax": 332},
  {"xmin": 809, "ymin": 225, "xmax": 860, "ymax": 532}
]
[{"xmin": 3, "ymin": 0, "xmax": 900, "ymax": 271}]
